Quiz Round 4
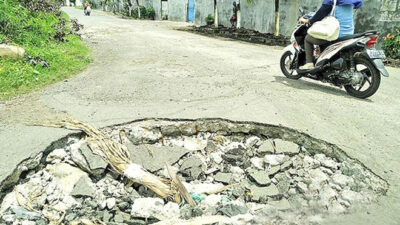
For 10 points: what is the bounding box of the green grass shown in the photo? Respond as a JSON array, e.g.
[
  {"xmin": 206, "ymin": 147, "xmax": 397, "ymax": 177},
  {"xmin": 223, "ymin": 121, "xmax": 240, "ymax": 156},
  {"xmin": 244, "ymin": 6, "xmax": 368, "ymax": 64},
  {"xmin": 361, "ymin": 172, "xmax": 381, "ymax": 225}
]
[{"xmin": 0, "ymin": 1, "xmax": 91, "ymax": 100}]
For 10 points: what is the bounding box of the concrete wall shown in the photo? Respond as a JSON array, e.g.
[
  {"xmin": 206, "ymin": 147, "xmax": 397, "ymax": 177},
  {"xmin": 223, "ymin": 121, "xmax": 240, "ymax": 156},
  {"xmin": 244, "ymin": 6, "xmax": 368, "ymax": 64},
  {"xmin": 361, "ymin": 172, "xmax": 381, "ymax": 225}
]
[
  {"xmin": 279, "ymin": 0, "xmax": 299, "ymax": 36},
  {"xmin": 161, "ymin": 1, "xmax": 168, "ymax": 19},
  {"xmin": 148, "ymin": 0, "xmax": 162, "ymax": 20},
  {"xmin": 241, "ymin": 0, "xmax": 275, "ymax": 33},
  {"xmin": 195, "ymin": 0, "xmax": 215, "ymax": 25},
  {"xmin": 217, "ymin": 0, "xmax": 233, "ymax": 28},
  {"xmin": 96, "ymin": 0, "xmax": 400, "ymax": 37},
  {"xmin": 294, "ymin": 0, "xmax": 400, "ymax": 37},
  {"xmin": 355, "ymin": 0, "xmax": 400, "ymax": 34},
  {"xmin": 169, "ymin": 0, "xmax": 188, "ymax": 21}
]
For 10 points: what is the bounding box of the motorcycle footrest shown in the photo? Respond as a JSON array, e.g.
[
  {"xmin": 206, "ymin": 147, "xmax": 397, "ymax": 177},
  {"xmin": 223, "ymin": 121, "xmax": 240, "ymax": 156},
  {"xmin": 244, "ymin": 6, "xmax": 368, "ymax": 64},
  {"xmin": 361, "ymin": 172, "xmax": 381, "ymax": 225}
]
[{"xmin": 297, "ymin": 65, "xmax": 322, "ymax": 75}]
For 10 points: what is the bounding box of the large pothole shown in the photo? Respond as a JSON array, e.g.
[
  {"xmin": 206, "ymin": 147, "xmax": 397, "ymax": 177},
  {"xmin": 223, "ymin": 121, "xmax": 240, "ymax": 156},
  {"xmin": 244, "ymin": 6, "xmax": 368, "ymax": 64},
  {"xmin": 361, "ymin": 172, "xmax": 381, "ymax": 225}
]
[{"xmin": 0, "ymin": 119, "xmax": 388, "ymax": 225}]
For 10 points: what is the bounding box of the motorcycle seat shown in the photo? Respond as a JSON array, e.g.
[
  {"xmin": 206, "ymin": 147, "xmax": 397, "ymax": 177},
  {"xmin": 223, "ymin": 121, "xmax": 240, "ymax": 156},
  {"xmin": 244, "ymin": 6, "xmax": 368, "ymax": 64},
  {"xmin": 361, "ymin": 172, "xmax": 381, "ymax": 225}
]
[{"xmin": 321, "ymin": 30, "xmax": 378, "ymax": 46}]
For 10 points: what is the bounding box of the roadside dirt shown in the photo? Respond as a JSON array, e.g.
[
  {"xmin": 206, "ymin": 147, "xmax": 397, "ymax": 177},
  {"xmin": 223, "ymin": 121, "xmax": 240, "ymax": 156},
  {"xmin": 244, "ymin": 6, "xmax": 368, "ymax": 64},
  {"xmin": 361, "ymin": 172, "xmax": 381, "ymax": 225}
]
[{"xmin": 182, "ymin": 25, "xmax": 290, "ymax": 47}]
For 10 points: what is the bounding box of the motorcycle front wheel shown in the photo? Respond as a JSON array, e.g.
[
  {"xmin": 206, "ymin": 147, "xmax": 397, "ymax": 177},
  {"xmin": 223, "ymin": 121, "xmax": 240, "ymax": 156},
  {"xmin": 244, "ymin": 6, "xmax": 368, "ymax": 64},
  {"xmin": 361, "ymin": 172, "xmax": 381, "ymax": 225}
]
[
  {"xmin": 280, "ymin": 51, "xmax": 302, "ymax": 80},
  {"xmin": 344, "ymin": 56, "xmax": 381, "ymax": 99}
]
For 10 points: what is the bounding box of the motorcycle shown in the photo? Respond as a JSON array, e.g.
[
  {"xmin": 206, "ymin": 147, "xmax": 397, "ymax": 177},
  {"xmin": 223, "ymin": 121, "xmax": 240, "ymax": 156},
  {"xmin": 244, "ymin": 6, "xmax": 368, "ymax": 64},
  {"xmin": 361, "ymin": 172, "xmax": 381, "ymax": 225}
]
[
  {"xmin": 280, "ymin": 13, "xmax": 389, "ymax": 99},
  {"xmin": 84, "ymin": 6, "xmax": 91, "ymax": 16}
]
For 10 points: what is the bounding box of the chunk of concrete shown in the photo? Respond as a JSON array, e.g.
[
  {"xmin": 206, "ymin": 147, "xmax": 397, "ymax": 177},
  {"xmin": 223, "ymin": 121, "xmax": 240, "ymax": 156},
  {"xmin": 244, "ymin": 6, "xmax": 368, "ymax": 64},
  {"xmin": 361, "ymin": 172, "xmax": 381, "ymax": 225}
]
[
  {"xmin": 340, "ymin": 190, "xmax": 364, "ymax": 203},
  {"xmin": 46, "ymin": 148, "xmax": 67, "ymax": 164},
  {"xmin": 218, "ymin": 204, "xmax": 248, "ymax": 217},
  {"xmin": 180, "ymin": 155, "xmax": 207, "ymax": 180},
  {"xmin": 131, "ymin": 198, "xmax": 179, "ymax": 221},
  {"xmin": 248, "ymin": 169, "xmax": 271, "ymax": 186},
  {"xmin": 248, "ymin": 184, "xmax": 280, "ymax": 202},
  {"xmin": 264, "ymin": 155, "xmax": 285, "ymax": 166},
  {"xmin": 79, "ymin": 144, "xmax": 108, "ymax": 172},
  {"xmin": 332, "ymin": 173, "xmax": 354, "ymax": 188},
  {"xmin": 0, "ymin": 44, "xmax": 25, "ymax": 59},
  {"xmin": 266, "ymin": 165, "xmax": 281, "ymax": 176},
  {"xmin": 46, "ymin": 163, "xmax": 88, "ymax": 194},
  {"xmin": 203, "ymin": 195, "xmax": 222, "ymax": 206},
  {"xmin": 250, "ymin": 157, "xmax": 264, "ymax": 170},
  {"xmin": 221, "ymin": 147, "xmax": 248, "ymax": 166},
  {"xmin": 274, "ymin": 139, "xmax": 300, "ymax": 155},
  {"xmin": 11, "ymin": 206, "xmax": 41, "ymax": 220},
  {"xmin": 275, "ymin": 173, "xmax": 291, "ymax": 194},
  {"xmin": 127, "ymin": 142, "xmax": 193, "ymax": 172},
  {"xmin": 309, "ymin": 168, "xmax": 329, "ymax": 184},
  {"xmin": 297, "ymin": 182, "xmax": 308, "ymax": 193},
  {"xmin": 185, "ymin": 182, "xmax": 224, "ymax": 194},
  {"xmin": 319, "ymin": 186, "xmax": 338, "ymax": 202},
  {"xmin": 269, "ymin": 198, "xmax": 291, "ymax": 210},
  {"xmin": 257, "ymin": 141, "xmax": 275, "ymax": 154},
  {"xmin": 280, "ymin": 160, "xmax": 293, "ymax": 171},
  {"xmin": 0, "ymin": 191, "xmax": 18, "ymax": 215},
  {"xmin": 70, "ymin": 176, "xmax": 96, "ymax": 198},
  {"xmin": 184, "ymin": 137, "xmax": 207, "ymax": 151},
  {"xmin": 70, "ymin": 143, "xmax": 107, "ymax": 177},
  {"xmin": 114, "ymin": 210, "xmax": 131, "ymax": 223},
  {"xmin": 214, "ymin": 172, "xmax": 233, "ymax": 184},
  {"xmin": 210, "ymin": 152, "xmax": 223, "ymax": 164},
  {"xmin": 106, "ymin": 198, "xmax": 116, "ymax": 209}
]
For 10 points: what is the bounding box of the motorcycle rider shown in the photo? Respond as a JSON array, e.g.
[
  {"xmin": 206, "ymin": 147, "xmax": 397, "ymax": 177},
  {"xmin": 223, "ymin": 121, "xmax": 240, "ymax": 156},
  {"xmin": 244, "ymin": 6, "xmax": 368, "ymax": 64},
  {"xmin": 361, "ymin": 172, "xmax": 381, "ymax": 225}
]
[
  {"xmin": 84, "ymin": 2, "xmax": 91, "ymax": 16},
  {"xmin": 299, "ymin": 0, "xmax": 363, "ymax": 70}
]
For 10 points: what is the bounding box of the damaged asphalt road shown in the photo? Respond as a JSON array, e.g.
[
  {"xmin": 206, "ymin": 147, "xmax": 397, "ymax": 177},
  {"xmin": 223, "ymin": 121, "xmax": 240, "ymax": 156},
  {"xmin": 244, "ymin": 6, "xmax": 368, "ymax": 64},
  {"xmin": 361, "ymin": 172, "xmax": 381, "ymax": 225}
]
[
  {"xmin": 0, "ymin": 119, "xmax": 389, "ymax": 224},
  {"xmin": 0, "ymin": 7, "xmax": 400, "ymax": 225}
]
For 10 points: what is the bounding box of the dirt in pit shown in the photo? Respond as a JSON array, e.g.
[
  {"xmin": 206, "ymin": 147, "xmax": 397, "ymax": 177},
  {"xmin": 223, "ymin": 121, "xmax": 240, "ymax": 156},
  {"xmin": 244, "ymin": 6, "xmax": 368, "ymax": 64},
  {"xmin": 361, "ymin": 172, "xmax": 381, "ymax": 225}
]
[{"xmin": 0, "ymin": 119, "xmax": 388, "ymax": 225}]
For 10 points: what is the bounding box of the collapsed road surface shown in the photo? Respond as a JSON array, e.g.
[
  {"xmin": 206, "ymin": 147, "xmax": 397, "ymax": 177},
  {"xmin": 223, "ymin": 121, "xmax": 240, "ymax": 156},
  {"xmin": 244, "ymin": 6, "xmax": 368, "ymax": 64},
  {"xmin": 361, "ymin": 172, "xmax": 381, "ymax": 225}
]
[
  {"xmin": 0, "ymin": 119, "xmax": 389, "ymax": 224},
  {"xmin": 0, "ymin": 7, "xmax": 400, "ymax": 225}
]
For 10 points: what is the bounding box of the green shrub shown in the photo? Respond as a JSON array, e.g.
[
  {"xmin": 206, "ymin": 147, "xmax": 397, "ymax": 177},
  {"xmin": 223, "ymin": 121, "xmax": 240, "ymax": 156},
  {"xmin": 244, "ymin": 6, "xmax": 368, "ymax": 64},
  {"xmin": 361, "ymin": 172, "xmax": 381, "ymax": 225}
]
[
  {"xmin": 205, "ymin": 14, "xmax": 214, "ymax": 25},
  {"xmin": 0, "ymin": 0, "xmax": 91, "ymax": 100},
  {"xmin": 146, "ymin": 6, "xmax": 155, "ymax": 20},
  {"xmin": 382, "ymin": 28, "xmax": 400, "ymax": 60},
  {"xmin": 131, "ymin": 6, "xmax": 144, "ymax": 19},
  {"xmin": 131, "ymin": 5, "xmax": 155, "ymax": 20},
  {"xmin": 140, "ymin": 5, "xmax": 147, "ymax": 17}
]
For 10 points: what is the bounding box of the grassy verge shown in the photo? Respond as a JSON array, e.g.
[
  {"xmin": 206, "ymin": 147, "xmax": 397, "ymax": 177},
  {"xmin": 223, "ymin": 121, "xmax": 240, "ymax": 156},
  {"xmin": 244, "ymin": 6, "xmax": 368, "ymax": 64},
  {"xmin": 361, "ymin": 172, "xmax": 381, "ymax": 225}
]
[{"xmin": 0, "ymin": 1, "xmax": 91, "ymax": 100}]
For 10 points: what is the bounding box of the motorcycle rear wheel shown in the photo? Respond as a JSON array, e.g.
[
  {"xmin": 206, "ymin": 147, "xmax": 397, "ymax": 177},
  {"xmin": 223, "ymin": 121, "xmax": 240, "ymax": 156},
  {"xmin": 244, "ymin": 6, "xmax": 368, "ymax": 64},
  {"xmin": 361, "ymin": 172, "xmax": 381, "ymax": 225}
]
[
  {"xmin": 280, "ymin": 51, "xmax": 302, "ymax": 80},
  {"xmin": 344, "ymin": 56, "xmax": 381, "ymax": 99}
]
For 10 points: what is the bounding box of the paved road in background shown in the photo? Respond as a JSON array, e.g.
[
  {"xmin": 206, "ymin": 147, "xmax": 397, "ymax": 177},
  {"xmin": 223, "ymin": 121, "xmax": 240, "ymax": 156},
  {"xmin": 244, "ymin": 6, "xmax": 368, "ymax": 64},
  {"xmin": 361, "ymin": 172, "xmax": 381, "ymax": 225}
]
[{"xmin": 1, "ymin": 7, "xmax": 400, "ymax": 225}]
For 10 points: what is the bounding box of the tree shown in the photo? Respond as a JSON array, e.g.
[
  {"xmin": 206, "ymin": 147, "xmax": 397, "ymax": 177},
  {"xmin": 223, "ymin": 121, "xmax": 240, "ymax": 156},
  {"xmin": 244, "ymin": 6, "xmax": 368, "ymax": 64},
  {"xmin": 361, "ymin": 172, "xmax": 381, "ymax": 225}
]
[
  {"xmin": 136, "ymin": 0, "xmax": 141, "ymax": 18},
  {"xmin": 126, "ymin": 0, "xmax": 134, "ymax": 16}
]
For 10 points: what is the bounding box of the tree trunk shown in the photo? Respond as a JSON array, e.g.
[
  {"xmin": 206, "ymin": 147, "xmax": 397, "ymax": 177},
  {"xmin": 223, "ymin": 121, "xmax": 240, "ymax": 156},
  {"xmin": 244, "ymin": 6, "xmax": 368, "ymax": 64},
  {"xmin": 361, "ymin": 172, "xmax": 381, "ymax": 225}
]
[
  {"xmin": 136, "ymin": 0, "xmax": 141, "ymax": 18},
  {"xmin": 275, "ymin": 0, "xmax": 280, "ymax": 36}
]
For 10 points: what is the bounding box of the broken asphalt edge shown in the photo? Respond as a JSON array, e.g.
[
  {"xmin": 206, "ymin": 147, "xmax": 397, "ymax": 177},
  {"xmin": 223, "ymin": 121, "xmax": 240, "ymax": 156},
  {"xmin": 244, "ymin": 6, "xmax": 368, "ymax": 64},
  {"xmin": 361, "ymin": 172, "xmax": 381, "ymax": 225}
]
[{"xmin": 0, "ymin": 117, "xmax": 390, "ymax": 203}]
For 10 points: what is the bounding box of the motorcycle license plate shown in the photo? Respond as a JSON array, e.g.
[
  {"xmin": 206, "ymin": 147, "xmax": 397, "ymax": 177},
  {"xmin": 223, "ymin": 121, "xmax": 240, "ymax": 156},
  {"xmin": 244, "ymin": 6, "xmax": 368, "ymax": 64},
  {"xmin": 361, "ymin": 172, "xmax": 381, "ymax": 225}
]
[{"xmin": 367, "ymin": 49, "xmax": 386, "ymax": 59}]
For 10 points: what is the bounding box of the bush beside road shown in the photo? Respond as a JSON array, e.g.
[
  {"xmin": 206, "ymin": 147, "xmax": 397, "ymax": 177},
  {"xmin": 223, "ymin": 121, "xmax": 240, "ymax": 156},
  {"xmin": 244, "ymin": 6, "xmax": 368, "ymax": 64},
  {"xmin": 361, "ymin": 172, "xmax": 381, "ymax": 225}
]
[{"xmin": 0, "ymin": 0, "xmax": 91, "ymax": 100}]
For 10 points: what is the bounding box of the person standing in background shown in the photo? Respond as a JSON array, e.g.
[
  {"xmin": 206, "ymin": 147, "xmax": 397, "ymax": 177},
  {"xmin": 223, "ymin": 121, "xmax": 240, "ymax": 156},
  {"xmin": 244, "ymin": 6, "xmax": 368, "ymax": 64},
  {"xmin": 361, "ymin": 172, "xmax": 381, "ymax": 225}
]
[{"xmin": 230, "ymin": 1, "xmax": 239, "ymax": 28}]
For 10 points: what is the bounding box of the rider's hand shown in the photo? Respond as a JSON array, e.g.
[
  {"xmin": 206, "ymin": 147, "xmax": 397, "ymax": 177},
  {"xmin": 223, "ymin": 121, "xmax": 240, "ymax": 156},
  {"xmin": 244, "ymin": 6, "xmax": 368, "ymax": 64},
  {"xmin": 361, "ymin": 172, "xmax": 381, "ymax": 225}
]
[{"xmin": 299, "ymin": 18, "xmax": 309, "ymax": 24}]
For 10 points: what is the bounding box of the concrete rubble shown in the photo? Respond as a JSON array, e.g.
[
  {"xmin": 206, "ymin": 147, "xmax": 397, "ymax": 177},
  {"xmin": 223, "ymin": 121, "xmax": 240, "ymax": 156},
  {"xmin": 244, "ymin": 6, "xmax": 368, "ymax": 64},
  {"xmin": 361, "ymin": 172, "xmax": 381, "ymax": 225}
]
[{"xmin": 0, "ymin": 119, "xmax": 388, "ymax": 225}]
